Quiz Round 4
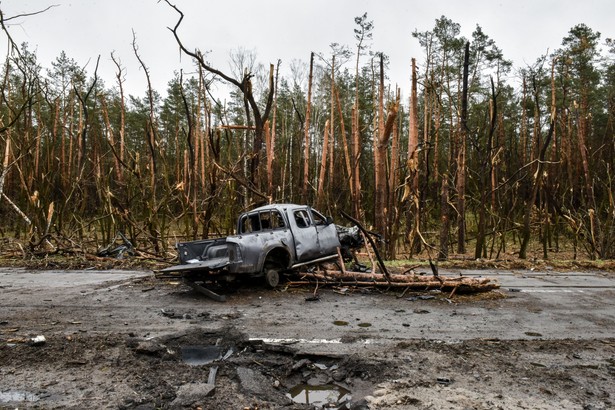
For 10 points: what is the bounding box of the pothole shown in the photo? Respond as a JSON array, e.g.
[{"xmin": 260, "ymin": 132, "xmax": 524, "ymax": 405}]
[
  {"xmin": 155, "ymin": 328, "xmax": 379, "ymax": 407},
  {"xmin": 287, "ymin": 383, "xmax": 351, "ymax": 408},
  {"xmin": 180, "ymin": 345, "xmax": 223, "ymax": 366}
]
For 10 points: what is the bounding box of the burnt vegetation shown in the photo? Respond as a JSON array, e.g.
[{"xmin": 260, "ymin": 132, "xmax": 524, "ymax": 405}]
[{"xmin": 1, "ymin": 6, "xmax": 615, "ymax": 263}]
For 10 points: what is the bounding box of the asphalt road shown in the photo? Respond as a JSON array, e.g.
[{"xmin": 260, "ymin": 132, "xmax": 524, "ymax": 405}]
[
  {"xmin": 236, "ymin": 268, "xmax": 615, "ymax": 354},
  {"xmin": 2, "ymin": 266, "xmax": 615, "ymax": 410},
  {"xmin": 1, "ymin": 266, "xmax": 614, "ymax": 355}
]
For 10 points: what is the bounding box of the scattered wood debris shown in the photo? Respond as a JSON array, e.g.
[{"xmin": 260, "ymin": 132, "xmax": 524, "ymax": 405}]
[{"xmin": 293, "ymin": 266, "xmax": 499, "ymax": 295}]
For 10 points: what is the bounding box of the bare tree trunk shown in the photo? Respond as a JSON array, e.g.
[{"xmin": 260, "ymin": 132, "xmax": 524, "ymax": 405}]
[
  {"xmin": 193, "ymin": 84, "xmax": 202, "ymax": 212},
  {"xmin": 456, "ymin": 42, "xmax": 470, "ymax": 255},
  {"xmin": 375, "ymin": 92, "xmax": 400, "ymax": 247},
  {"xmin": 327, "ymin": 55, "xmax": 336, "ymax": 204},
  {"xmin": 250, "ymin": 64, "xmax": 275, "ymax": 195},
  {"xmin": 374, "ymin": 53, "xmax": 386, "ymax": 235},
  {"xmin": 432, "ymin": 71, "xmax": 441, "ymax": 182},
  {"xmin": 302, "ymin": 52, "xmax": 314, "ymax": 203},
  {"xmin": 0, "ymin": 136, "xmax": 11, "ymax": 199},
  {"xmin": 133, "ymin": 34, "xmax": 162, "ymax": 252},
  {"xmin": 520, "ymin": 76, "xmax": 528, "ymax": 168},
  {"xmin": 74, "ymin": 95, "xmax": 82, "ymax": 178},
  {"xmin": 99, "ymin": 95, "xmax": 122, "ymax": 183},
  {"xmin": 316, "ymin": 119, "xmax": 330, "ymax": 209},
  {"xmin": 405, "ymin": 58, "xmax": 420, "ymax": 255},
  {"xmin": 281, "ymin": 119, "xmax": 289, "ymax": 200},
  {"xmin": 519, "ymin": 69, "xmax": 556, "ymax": 259},
  {"xmin": 178, "ymin": 72, "xmax": 199, "ymax": 238},
  {"xmin": 351, "ymin": 104, "xmax": 362, "ymax": 218},
  {"xmin": 203, "ymin": 127, "xmax": 221, "ymax": 238},
  {"xmin": 111, "ymin": 53, "xmax": 126, "ymax": 183},
  {"xmin": 51, "ymin": 97, "xmax": 61, "ymax": 189},
  {"xmin": 74, "ymin": 56, "xmax": 100, "ymax": 175},
  {"xmin": 198, "ymin": 68, "xmax": 207, "ymax": 194},
  {"xmin": 438, "ymin": 174, "xmax": 450, "ymax": 260},
  {"xmin": 267, "ymin": 61, "xmax": 280, "ymax": 200},
  {"xmin": 578, "ymin": 90, "xmax": 598, "ymax": 256},
  {"xmin": 66, "ymin": 89, "xmax": 74, "ymax": 191},
  {"xmin": 335, "ymin": 85, "xmax": 353, "ymax": 203},
  {"xmin": 264, "ymin": 120, "xmax": 272, "ymax": 202},
  {"xmin": 387, "ymin": 99, "xmax": 401, "ymax": 259},
  {"xmin": 475, "ymin": 78, "xmax": 497, "ymax": 259},
  {"xmin": 352, "ymin": 42, "xmax": 362, "ymax": 218},
  {"xmin": 559, "ymin": 64, "xmax": 576, "ymax": 202},
  {"xmin": 33, "ymin": 108, "xmax": 41, "ymax": 181}
]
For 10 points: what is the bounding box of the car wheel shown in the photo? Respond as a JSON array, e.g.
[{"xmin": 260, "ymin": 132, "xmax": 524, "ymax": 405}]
[{"xmin": 264, "ymin": 268, "xmax": 280, "ymax": 289}]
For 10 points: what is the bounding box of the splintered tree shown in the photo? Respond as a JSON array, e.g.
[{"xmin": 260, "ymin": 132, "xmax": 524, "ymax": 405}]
[
  {"xmin": 302, "ymin": 52, "xmax": 314, "ymax": 203},
  {"xmin": 412, "ymin": 17, "xmax": 466, "ymax": 260},
  {"xmin": 563, "ymin": 25, "xmax": 601, "ymax": 257},
  {"xmin": 406, "ymin": 57, "xmax": 420, "ymax": 255},
  {"xmin": 474, "ymin": 77, "xmax": 498, "ymax": 259},
  {"xmin": 2, "ymin": 3, "xmax": 615, "ymax": 263},
  {"xmin": 351, "ymin": 12, "xmax": 373, "ymax": 218},
  {"xmin": 519, "ymin": 63, "xmax": 556, "ymax": 260},
  {"xmin": 267, "ymin": 60, "xmax": 280, "ymax": 201},
  {"xmin": 165, "ymin": 1, "xmax": 274, "ymax": 201},
  {"xmin": 374, "ymin": 53, "xmax": 400, "ymax": 244}
]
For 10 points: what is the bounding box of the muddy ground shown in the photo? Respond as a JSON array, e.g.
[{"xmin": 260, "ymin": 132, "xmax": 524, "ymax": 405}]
[{"xmin": 1, "ymin": 266, "xmax": 614, "ymax": 409}]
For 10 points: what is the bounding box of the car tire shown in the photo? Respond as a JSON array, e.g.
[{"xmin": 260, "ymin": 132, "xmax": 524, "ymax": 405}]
[{"xmin": 264, "ymin": 268, "xmax": 280, "ymax": 289}]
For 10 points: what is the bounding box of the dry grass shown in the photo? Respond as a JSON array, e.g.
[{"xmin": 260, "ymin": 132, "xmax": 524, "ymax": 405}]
[{"xmin": 1, "ymin": 235, "xmax": 614, "ymax": 274}]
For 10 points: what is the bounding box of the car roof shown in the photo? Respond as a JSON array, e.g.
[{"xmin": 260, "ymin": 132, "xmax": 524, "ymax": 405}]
[{"xmin": 244, "ymin": 204, "xmax": 307, "ymax": 214}]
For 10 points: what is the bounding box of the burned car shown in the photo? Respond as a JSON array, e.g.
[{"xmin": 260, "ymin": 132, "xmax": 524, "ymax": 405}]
[{"xmin": 162, "ymin": 204, "xmax": 341, "ymax": 290}]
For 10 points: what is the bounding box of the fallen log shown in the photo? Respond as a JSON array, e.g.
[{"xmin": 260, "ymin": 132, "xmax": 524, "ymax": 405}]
[{"xmin": 295, "ymin": 269, "xmax": 499, "ymax": 294}]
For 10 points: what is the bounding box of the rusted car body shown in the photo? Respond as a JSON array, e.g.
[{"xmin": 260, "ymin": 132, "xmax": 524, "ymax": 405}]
[{"xmin": 162, "ymin": 204, "xmax": 341, "ymax": 288}]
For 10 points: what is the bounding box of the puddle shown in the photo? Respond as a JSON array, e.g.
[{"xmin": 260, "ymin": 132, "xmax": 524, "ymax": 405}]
[
  {"xmin": 180, "ymin": 345, "xmax": 222, "ymax": 366},
  {"xmin": 0, "ymin": 390, "xmax": 40, "ymax": 403},
  {"xmin": 287, "ymin": 383, "xmax": 351, "ymax": 408},
  {"xmin": 358, "ymin": 322, "xmax": 372, "ymax": 327}
]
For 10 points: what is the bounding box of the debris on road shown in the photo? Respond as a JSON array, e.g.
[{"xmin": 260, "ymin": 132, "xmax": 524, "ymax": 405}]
[
  {"xmin": 294, "ymin": 264, "xmax": 499, "ymax": 295},
  {"xmin": 96, "ymin": 232, "xmax": 134, "ymax": 259},
  {"xmin": 30, "ymin": 335, "xmax": 46, "ymax": 346}
]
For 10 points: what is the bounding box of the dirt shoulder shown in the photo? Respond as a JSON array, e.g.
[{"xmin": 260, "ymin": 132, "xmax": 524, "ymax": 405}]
[{"xmin": 1, "ymin": 267, "xmax": 614, "ymax": 409}]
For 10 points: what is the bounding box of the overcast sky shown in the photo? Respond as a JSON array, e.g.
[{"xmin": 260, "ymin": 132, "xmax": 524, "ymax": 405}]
[{"xmin": 2, "ymin": 0, "xmax": 613, "ymax": 99}]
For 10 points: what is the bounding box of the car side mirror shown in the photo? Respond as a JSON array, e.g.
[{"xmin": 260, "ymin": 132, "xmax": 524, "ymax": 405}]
[{"xmin": 325, "ymin": 216, "xmax": 334, "ymax": 225}]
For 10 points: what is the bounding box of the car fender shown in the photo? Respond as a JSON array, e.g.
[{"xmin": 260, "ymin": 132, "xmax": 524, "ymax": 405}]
[{"xmin": 256, "ymin": 243, "xmax": 293, "ymax": 273}]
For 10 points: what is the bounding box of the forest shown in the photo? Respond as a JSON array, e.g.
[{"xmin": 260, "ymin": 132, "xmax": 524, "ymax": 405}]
[{"xmin": 1, "ymin": 4, "xmax": 614, "ymax": 263}]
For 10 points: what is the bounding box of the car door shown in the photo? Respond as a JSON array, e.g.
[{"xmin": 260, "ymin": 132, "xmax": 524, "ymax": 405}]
[
  {"xmin": 230, "ymin": 209, "xmax": 295, "ymax": 273},
  {"xmin": 289, "ymin": 207, "xmax": 320, "ymax": 261},
  {"xmin": 310, "ymin": 208, "xmax": 341, "ymax": 256}
]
